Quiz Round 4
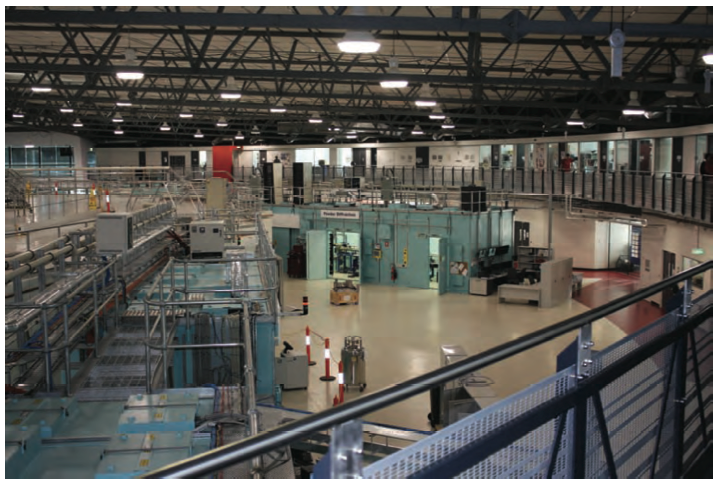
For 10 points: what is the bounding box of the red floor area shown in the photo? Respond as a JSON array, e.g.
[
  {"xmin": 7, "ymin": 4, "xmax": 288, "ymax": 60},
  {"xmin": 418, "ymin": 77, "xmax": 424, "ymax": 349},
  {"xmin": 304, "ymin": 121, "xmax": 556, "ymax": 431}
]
[{"xmin": 573, "ymin": 270, "xmax": 664, "ymax": 335}]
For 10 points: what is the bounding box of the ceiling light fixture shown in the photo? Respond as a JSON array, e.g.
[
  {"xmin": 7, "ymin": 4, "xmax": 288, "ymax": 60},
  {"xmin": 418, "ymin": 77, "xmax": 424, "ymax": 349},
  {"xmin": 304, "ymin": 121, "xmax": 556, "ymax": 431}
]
[
  {"xmin": 114, "ymin": 129, "xmax": 124, "ymax": 135},
  {"xmin": 116, "ymin": 96, "xmax": 133, "ymax": 107},
  {"xmin": 112, "ymin": 113, "xmax": 124, "ymax": 122},
  {"xmin": 72, "ymin": 118, "xmax": 83, "ymax": 127},
  {"xmin": 116, "ymin": 48, "xmax": 144, "ymax": 80},
  {"xmin": 60, "ymin": 106, "xmax": 74, "ymax": 113},
  {"xmin": 194, "ymin": 129, "xmax": 204, "ymax": 138},
  {"xmin": 309, "ymin": 112, "xmax": 323, "ymax": 123},
  {"xmin": 566, "ymin": 109, "xmax": 584, "ymax": 126},
  {"xmin": 220, "ymin": 76, "xmax": 242, "ymax": 99},
  {"xmin": 159, "ymin": 122, "xmax": 171, "ymax": 131},
  {"xmin": 216, "ymin": 116, "xmax": 228, "ymax": 127},
  {"xmin": 31, "ymin": 86, "xmax": 52, "ymax": 93},
  {"xmin": 179, "ymin": 111, "xmax": 193, "ymax": 118},
  {"xmin": 345, "ymin": 134, "xmax": 358, "ymax": 139},
  {"xmin": 251, "ymin": 125, "xmax": 261, "ymax": 135},
  {"xmin": 270, "ymin": 102, "xmax": 287, "ymax": 113},
  {"xmin": 24, "ymin": 145, "xmax": 35, "ymax": 148},
  {"xmin": 380, "ymin": 58, "xmax": 408, "ymax": 88},
  {"xmin": 441, "ymin": 118, "xmax": 455, "ymax": 129},
  {"xmin": 622, "ymin": 91, "xmax": 646, "ymax": 116},
  {"xmin": 411, "ymin": 124, "xmax": 424, "ymax": 135},
  {"xmin": 12, "ymin": 112, "xmax": 24, "ymax": 118},
  {"xmin": 429, "ymin": 106, "xmax": 446, "ymax": 120},
  {"xmin": 703, "ymin": 46, "xmax": 714, "ymax": 65},
  {"xmin": 234, "ymin": 131, "xmax": 245, "ymax": 140},
  {"xmin": 338, "ymin": 31, "xmax": 380, "ymax": 53},
  {"xmin": 415, "ymin": 83, "xmax": 436, "ymax": 107}
]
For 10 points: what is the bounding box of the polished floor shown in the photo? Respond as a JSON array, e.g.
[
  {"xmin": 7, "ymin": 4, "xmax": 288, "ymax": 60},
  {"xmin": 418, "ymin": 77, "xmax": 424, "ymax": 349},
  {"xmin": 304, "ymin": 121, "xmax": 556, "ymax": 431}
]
[{"xmin": 6, "ymin": 198, "xmax": 639, "ymax": 433}]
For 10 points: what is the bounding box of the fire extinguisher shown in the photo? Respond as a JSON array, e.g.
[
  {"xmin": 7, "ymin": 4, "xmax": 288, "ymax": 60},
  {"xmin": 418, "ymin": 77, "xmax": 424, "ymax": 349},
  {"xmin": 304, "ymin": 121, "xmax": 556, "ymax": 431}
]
[{"xmin": 390, "ymin": 263, "xmax": 397, "ymax": 283}]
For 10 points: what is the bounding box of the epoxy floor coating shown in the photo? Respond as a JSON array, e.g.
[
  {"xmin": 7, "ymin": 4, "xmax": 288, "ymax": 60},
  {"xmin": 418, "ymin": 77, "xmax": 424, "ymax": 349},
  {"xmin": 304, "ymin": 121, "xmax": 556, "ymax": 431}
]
[{"xmin": 279, "ymin": 278, "xmax": 626, "ymax": 431}]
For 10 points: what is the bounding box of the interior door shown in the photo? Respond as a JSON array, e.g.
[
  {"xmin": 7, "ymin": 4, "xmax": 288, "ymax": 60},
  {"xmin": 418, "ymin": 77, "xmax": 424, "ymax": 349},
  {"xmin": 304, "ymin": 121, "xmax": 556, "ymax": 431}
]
[
  {"xmin": 306, "ymin": 230, "xmax": 329, "ymax": 280},
  {"xmin": 438, "ymin": 238, "xmax": 448, "ymax": 295},
  {"xmin": 405, "ymin": 236, "xmax": 430, "ymax": 289}
]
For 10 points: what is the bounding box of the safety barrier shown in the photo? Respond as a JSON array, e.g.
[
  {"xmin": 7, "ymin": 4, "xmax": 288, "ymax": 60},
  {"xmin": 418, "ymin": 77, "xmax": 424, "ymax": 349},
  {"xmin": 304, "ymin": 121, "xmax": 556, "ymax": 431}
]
[
  {"xmin": 233, "ymin": 166, "xmax": 713, "ymax": 224},
  {"xmin": 141, "ymin": 260, "xmax": 712, "ymax": 479}
]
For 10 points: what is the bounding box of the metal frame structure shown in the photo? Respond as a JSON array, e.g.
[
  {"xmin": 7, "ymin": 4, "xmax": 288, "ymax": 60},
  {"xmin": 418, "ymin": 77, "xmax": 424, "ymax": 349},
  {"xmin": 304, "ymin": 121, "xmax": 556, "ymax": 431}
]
[
  {"xmin": 140, "ymin": 260, "xmax": 712, "ymax": 478},
  {"xmin": 5, "ymin": 7, "xmax": 713, "ymax": 146}
]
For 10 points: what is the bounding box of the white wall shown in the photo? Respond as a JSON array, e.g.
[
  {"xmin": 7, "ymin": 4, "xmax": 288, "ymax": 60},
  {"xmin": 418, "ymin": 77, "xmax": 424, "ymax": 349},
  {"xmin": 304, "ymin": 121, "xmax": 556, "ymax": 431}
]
[
  {"xmin": 95, "ymin": 146, "xmax": 213, "ymax": 174},
  {"xmin": 429, "ymin": 145, "xmax": 480, "ymax": 168},
  {"xmin": 608, "ymin": 223, "xmax": 630, "ymax": 267},
  {"xmin": 640, "ymin": 216, "xmax": 713, "ymax": 306},
  {"xmin": 5, "ymin": 131, "xmax": 93, "ymax": 169}
]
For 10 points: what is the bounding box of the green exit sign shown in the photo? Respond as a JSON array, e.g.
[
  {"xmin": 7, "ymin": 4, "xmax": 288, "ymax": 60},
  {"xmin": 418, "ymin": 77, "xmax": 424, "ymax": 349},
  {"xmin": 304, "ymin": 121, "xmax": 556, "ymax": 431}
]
[{"xmin": 691, "ymin": 248, "xmax": 705, "ymax": 255}]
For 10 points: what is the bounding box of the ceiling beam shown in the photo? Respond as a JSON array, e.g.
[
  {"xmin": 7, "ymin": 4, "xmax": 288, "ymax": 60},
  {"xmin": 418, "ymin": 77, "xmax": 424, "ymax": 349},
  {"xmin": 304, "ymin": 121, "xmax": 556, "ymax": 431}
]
[{"xmin": 5, "ymin": 9, "xmax": 712, "ymax": 39}]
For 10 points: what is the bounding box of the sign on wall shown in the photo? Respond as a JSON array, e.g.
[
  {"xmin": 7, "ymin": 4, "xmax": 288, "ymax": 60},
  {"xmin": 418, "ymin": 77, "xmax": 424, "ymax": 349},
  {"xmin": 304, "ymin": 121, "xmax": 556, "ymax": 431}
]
[{"xmin": 320, "ymin": 210, "xmax": 360, "ymax": 220}]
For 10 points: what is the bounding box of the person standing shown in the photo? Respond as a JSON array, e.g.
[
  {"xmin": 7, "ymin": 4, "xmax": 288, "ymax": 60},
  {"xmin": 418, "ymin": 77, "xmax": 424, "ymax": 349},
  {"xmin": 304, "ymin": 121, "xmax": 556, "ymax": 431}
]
[{"xmin": 699, "ymin": 152, "xmax": 712, "ymax": 176}]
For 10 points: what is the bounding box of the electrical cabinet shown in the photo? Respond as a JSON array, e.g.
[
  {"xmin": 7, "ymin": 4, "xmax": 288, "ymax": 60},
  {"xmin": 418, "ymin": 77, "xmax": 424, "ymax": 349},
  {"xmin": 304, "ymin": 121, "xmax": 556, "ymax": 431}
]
[
  {"xmin": 96, "ymin": 213, "xmax": 134, "ymax": 254},
  {"xmin": 275, "ymin": 355, "xmax": 309, "ymax": 390},
  {"xmin": 205, "ymin": 177, "xmax": 227, "ymax": 210},
  {"xmin": 190, "ymin": 220, "xmax": 225, "ymax": 258}
]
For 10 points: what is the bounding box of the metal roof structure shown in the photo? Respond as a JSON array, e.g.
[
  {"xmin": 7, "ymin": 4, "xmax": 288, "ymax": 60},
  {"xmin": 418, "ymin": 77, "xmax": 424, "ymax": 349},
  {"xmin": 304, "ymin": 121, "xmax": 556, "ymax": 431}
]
[{"xmin": 5, "ymin": 6, "xmax": 714, "ymax": 147}]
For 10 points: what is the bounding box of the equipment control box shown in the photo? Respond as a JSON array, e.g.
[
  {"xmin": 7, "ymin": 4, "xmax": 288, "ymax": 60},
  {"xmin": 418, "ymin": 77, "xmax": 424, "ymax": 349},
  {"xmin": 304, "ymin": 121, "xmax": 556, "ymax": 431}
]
[
  {"xmin": 189, "ymin": 220, "xmax": 225, "ymax": 258},
  {"xmin": 96, "ymin": 213, "xmax": 133, "ymax": 254}
]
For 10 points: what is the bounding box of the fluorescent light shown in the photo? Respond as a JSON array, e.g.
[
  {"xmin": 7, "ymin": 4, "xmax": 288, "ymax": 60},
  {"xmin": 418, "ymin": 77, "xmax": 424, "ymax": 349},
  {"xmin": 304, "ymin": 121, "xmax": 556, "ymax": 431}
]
[
  {"xmin": 415, "ymin": 83, "xmax": 435, "ymax": 107},
  {"xmin": 116, "ymin": 101, "xmax": 132, "ymax": 107},
  {"xmin": 116, "ymin": 71, "xmax": 144, "ymax": 80},
  {"xmin": 24, "ymin": 144, "xmax": 35, "ymax": 148},
  {"xmin": 309, "ymin": 118, "xmax": 323, "ymax": 124},
  {"xmin": 235, "ymin": 131, "xmax": 244, "ymax": 140},
  {"xmin": 251, "ymin": 125, "xmax": 261, "ymax": 135},
  {"xmin": 380, "ymin": 57, "xmax": 408, "ymax": 88},
  {"xmin": 194, "ymin": 129, "xmax": 204, "ymax": 138},
  {"xmin": 566, "ymin": 120, "xmax": 585, "ymax": 126},
  {"xmin": 114, "ymin": 129, "xmax": 124, "ymax": 135},
  {"xmin": 112, "ymin": 114, "xmax": 124, "ymax": 122},
  {"xmin": 338, "ymin": 31, "xmax": 381, "ymax": 53},
  {"xmin": 411, "ymin": 124, "xmax": 424, "ymax": 135},
  {"xmin": 72, "ymin": 118, "xmax": 83, "ymax": 127},
  {"xmin": 179, "ymin": 112, "xmax": 193, "ymax": 118},
  {"xmin": 31, "ymin": 86, "xmax": 52, "ymax": 92},
  {"xmin": 270, "ymin": 102, "xmax": 287, "ymax": 113},
  {"xmin": 429, "ymin": 107, "xmax": 445, "ymax": 120},
  {"xmin": 345, "ymin": 134, "xmax": 357, "ymax": 139},
  {"xmin": 12, "ymin": 113, "xmax": 24, "ymax": 118},
  {"xmin": 60, "ymin": 108, "xmax": 74, "ymax": 113},
  {"xmin": 622, "ymin": 108, "xmax": 646, "ymax": 116},
  {"xmin": 415, "ymin": 100, "xmax": 436, "ymax": 107},
  {"xmin": 159, "ymin": 122, "xmax": 171, "ymax": 131},
  {"xmin": 441, "ymin": 118, "xmax": 455, "ymax": 129},
  {"xmin": 216, "ymin": 117, "xmax": 228, "ymax": 127},
  {"xmin": 220, "ymin": 92, "xmax": 242, "ymax": 99},
  {"xmin": 381, "ymin": 80, "xmax": 409, "ymax": 88},
  {"xmin": 704, "ymin": 47, "xmax": 714, "ymax": 65}
]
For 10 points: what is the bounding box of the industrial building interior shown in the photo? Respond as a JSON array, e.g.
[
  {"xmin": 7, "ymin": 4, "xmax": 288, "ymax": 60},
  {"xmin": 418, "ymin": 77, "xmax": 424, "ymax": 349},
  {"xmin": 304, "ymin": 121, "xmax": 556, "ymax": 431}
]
[{"xmin": 4, "ymin": 6, "xmax": 713, "ymax": 479}]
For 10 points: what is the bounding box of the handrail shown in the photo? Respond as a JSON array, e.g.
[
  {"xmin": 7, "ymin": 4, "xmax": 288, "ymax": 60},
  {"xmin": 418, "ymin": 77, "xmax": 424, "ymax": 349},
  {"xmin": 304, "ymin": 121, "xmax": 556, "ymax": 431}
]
[{"xmin": 142, "ymin": 260, "xmax": 713, "ymax": 478}]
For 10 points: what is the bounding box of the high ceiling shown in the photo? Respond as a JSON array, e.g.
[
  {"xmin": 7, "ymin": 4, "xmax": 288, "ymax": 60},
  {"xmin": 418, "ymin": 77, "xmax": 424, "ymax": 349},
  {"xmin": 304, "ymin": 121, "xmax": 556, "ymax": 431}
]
[{"xmin": 5, "ymin": 6, "xmax": 714, "ymax": 148}]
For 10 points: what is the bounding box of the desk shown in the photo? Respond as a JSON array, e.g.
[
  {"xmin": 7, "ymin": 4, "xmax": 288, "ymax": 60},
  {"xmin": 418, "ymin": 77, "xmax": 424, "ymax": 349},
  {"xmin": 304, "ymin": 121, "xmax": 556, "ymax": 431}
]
[
  {"xmin": 469, "ymin": 274, "xmax": 507, "ymax": 296},
  {"xmin": 498, "ymin": 284, "xmax": 542, "ymax": 306}
]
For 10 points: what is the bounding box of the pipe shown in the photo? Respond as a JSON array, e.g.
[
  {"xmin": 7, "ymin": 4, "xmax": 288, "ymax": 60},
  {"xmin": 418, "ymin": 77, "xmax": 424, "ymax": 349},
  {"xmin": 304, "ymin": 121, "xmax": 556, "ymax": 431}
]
[
  {"xmin": 5, "ymin": 234, "xmax": 71, "ymax": 268},
  {"xmin": 5, "ymin": 240, "xmax": 95, "ymax": 284}
]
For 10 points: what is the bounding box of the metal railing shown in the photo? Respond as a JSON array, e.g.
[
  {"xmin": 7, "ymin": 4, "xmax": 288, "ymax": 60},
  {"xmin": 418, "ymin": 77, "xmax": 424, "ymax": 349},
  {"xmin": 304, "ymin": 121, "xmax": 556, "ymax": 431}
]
[
  {"xmin": 142, "ymin": 260, "xmax": 712, "ymax": 478},
  {"xmin": 232, "ymin": 166, "xmax": 713, "ymax": 224}
]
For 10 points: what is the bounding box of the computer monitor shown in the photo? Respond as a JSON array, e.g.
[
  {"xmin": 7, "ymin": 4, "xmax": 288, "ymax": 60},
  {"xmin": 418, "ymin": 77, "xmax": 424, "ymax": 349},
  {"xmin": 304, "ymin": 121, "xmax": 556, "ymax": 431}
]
[
  {"xmin": 478, "ymin": 249, "xmax": 486, "ymax": 258},
  {"xmin": 488, "ymin": 248, "xmax": 496, "ymax": 257}
]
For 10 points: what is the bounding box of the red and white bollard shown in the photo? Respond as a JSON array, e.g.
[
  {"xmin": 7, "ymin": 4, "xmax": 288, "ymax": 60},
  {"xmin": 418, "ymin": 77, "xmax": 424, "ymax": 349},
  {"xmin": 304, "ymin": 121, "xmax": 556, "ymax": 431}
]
[
  {"xmin": 306, "ymin": 326, "xmax": 316, "ymax": 366},
  {"xmin": 333, "ymin": 395, "xmax": 339, "ymax": 407},
  {"xmin": 319, "ymin": 338, "xmax": 335, "ymax": 382},
  {"xmin": 105, "ymin": 189, "xmax": 111, "ymax": 212},
  {"xmin": 338, "ymin": 361, "xmax": 345, "ymax": 404}
]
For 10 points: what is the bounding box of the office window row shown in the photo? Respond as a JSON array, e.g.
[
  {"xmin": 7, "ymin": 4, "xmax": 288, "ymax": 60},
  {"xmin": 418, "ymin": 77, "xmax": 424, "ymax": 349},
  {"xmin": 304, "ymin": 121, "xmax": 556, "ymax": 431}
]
[{"xmin": 5, "ymin": 146, "xmax": 75, "ymax": 176}]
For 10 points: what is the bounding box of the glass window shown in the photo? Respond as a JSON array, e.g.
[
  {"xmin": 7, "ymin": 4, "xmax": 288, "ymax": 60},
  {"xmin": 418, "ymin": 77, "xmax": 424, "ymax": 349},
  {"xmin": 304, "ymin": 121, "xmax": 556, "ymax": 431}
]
[
  {"xmin": 695, "ymin": 134, "xmax": 710, "ymax": 174},
  {"xmin": 500, "ymin": 144, "xmax": 514, "ymax": 169},
  {"xmin": 11, "ymin": 147, "xmax": 26, "ymax": 168},
  {"xmin": 579, "ymin": 142, "xmax": 598, "ymax": 173},
  {"xmin": 479, "ymin": 145, "xmax": 491, "ymax": 169},
  {"xmin": 547, "ymin": 143, "xmax": 559, "ymax": 170},
  {"xmin": 615, "ymin": 141, "xmax": 629, "ymax": 172},
  {"xmin": 656, "ymin": 138, "xmax": 672, "ymax": 177},
  {"xmin": 5, "ymin": 147, "xmax": 10, "ymax": 168}
]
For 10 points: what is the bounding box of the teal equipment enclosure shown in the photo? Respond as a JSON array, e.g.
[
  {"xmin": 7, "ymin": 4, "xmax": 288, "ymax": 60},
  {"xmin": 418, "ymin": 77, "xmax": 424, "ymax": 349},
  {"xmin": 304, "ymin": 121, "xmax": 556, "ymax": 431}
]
[{"xmin": 272, "ymin": 205, "xmax": 514, "ymax": 294}]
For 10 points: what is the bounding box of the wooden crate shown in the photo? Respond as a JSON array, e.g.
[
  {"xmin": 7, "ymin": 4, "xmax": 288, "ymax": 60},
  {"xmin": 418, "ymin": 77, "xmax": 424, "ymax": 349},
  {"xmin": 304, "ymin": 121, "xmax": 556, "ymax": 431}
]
[{"xmin": 330, "ymin": 289, "xmax": 359, "ymax": 306}]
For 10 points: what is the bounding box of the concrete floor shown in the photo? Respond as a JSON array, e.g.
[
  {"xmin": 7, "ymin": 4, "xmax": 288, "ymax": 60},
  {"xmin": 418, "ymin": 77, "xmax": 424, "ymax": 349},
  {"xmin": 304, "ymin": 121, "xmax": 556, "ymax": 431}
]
[{"xmin": 6, "ymin": 197, "xmax": 630, "ymax": 433}]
